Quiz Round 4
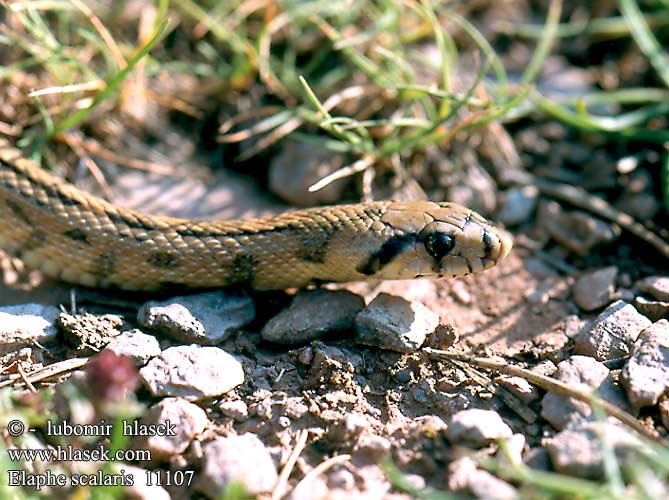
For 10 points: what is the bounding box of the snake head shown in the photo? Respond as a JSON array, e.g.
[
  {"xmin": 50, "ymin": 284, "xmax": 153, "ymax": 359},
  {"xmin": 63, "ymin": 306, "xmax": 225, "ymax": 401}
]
[{"xmin": 357, "ymin": 201, "xmax": 512, "ymax": 280}]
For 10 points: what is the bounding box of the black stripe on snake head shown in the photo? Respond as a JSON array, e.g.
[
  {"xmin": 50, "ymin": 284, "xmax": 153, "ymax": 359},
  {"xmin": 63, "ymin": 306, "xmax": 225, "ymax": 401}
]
[
  {"xmin": 482, "ymin": 229, "xmax": 494, "ymax": 260},
  {"xmin": 356, "ymin": 235, "xmax": 414, "ymax": 276}
]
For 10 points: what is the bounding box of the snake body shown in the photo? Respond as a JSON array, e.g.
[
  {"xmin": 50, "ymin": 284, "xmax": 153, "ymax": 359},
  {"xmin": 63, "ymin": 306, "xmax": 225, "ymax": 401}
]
[{"xmin": 0, "ymin": 139, "xmax": 512, "ymax": 291}]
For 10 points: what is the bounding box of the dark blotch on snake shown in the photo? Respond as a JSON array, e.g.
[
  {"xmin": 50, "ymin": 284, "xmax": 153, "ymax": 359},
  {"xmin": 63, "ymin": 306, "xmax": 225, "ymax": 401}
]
[
  {"xmin": 63, "ymin": 228, "xmax": 90, "ymax": 245},
  {"xmin": 147, "ymin": 251, "xmax": 179, "ymax": 268},
  {"xmin": 228, "ymin": 253, "xmax": 257, "ymax": 285}
]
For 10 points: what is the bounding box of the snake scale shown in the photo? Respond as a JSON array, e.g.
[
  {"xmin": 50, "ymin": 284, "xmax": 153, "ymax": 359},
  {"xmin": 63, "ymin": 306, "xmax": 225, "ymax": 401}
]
[{"xmin": 0, "ymin": 139, "xmax": 512, "ymax": 291}]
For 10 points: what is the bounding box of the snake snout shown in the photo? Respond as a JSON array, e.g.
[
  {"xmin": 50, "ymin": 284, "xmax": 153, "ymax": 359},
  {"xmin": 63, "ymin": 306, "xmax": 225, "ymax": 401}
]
[{"xmin": 496, "ymin": 228, "xmax": 513, "ymax": 262}]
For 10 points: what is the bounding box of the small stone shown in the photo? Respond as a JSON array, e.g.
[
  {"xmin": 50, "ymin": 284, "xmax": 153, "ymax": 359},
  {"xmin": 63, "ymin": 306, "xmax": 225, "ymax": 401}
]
[
  {"xmin": 574, "ymin": 300, "xmax": 652, "ymax": 361},
  {"xmin": 445, "ymin": 409, "xmax": 513, "ymax": 447},
  {"xmin": 545, "ymin": 420, "xmax": 645, "ymax": 479},
  {"xmin": 269, "ymin": 140, "xmax": 348, "ymax": 206},
  {"xmin": 219, "ymin": 400, "xmax": 249, "ymax": 421},
  {"xmin": 0, "ymin": 303, "xmax": 59, "ymax": 353},
  {"xmin": 355, "ymin": 293, "xmax": 439, "ymax": 353},
  {"xmin": 103, "ymin": 329, "xmax": 161, "ymax": 365},
  {"xmin": 572, "ymin": 267, "xmax": 617, "ymax": 311},
  {"xmin": 498, "ymin": 185, "xmax": 539, "ymax": 227},
  {"xmin": 196, "ymin": 434, "xmax": 278, "ymax": 497},
  {"xmin": 139, "ymin": 345, "xmax": 244, "ymax": 401},
  {"xmin": 355, "ymin": 433, "xmax": 391, "ymax": 459},
  {"xmin": 448, "ymin": 457, "xmax": 517, "ymax": 500},
  {"xmin": 634, "ymin": 296, "xmax": 669, "ymax": 322},
  {"xmin": 621, "ymin": 319, "xmax": 669, "ymax": 410},
  {"xmin": 659, "ymin": 397, "xmax": 669, "ymax": 429},
  {"xmin": 637, "ymin": 276, "xmax": 669, "ymax": 301},
  {"xmin": 133, "ymin": 398, "xmax": 209, "ymax": 462},
  {"xmin": 138, "ymin": 290, "xmax": 255, "ymax": 344},
  {"xmin": 58, "ymin": 313, "xmax": 124, "ymax": 351},
  {"xmin": 501, "ymin": 433, "xmax": 526, "ymax": 466},
  {"xmin": 540, "ymin": 355, "xmax": 625, "ymax": 430},
  {"xmin": 261, "ymin": 289, "xmax": 364, "ymax": 344}
]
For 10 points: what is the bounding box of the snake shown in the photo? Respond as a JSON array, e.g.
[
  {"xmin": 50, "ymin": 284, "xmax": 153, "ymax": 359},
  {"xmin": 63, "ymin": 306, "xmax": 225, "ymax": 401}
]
[{"xmin": 0, "ymin": 139, "xmax": 512, "ymax": 291}]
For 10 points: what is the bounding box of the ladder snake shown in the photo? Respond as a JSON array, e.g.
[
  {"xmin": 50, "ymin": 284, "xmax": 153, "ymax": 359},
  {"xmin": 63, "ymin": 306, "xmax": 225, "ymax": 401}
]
[{"xmin": 0, "ymin": 139, "xmax": 512, "ymax": 291}]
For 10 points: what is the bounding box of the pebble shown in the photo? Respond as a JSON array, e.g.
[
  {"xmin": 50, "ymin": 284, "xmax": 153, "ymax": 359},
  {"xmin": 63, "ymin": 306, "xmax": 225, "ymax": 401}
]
[
  {"xmin": 636, "ymin": 275, "xmax": 669, "ymax": 301},
  {"xmin": 634, "ymin": 296, "xmax": 669, "ymax": 322},
  {"xmin": 574, "ymin": 300, "xmax": 652, "ymax": 361},
  {"xmin": 355, "ymin": 293, "xmax": 439, "ymax": 353},
  {"xmin": 621, "ymin": 319, "xmax": 669, "ymax": 410},
  {"xmin": 498, "ymin": 185, "xmax": 539, "ymax": 227},
  {"xmin": 540, "ymin": 355, "xmax": 626, "ymax": 430},
  {"xmin": 500, "ymin": 433, "xmax": 526, "ymax": 466},
  {"xmin": 103, "ymin": 329, "xmax": 162, "ymax": 366},
  {"xmin": 196, "ymin": 433, "xmax": 278, "ymax": 497},
  {"xmin": 445, "ymin": 409, "xmax": 513, "ymax": 447},
  {"xmin": 138, "ymin": 290, "xmax": 255, "ymax": 344},
  {"xmin": 269, "ymin": 140, "xmax": 348, "ymax": 205},
  {"xmin": 448, "ymin": 457, "xmax": 517, "ymax": 500},
  {"xmin": 545, "ymin": 420, "xmax": 645, "ymax": 479},
  {"xmin": 219, "ymin": 400, "xmax": 249, "ymax": 421},
  {"xmin": 139, "ymin": 345, "xmax": 244, "ymax": 401},
  {"xmin": 572, "ymin": 266, "xmax": 617, "ymax": 311},
  {"xmin": 0, "ymin": 303, "xmax": 59, "ymax": 353},
  {"xmin": 132, "ymin": 397, "xmax": 209, "ymax": 462},
  {"xmin": 261, "ymin": 289, "xmax": 364, "ymax": 344}
]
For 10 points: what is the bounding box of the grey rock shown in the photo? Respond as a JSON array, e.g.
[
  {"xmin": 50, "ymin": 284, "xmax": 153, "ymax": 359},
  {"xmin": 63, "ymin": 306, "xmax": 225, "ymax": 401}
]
[
  {"xmin": 621, "ymin": 319, "xmax": 669, "ymax": 410},
  {"xmin": 355, "ymin": 293, "xmax": 439, "ymax": 353},
  {"xmin": 269, "ymin": 140, "xmax": 348, "ymax": 206},
  {"xmin": 261, "ymin": 289, "xmax": 364, "ymax": 344},
  {"xmin": 545, "ymin": 420, "xmax": 646, "ymax": 479},
  {"xmin": 133, "ymin": 397, "xmax": 209, "ymax": 462},
  {"xmin": 498, "ymin": 185, "xmax": 539, "ymax": 227},
  {"xmin": 448, "ymin": 457, "xmax": 517, "ymax": 500},
  {"xmin": 572, "ymin": 266, "xmax": 617, "ymax": 311},
  {"xmin": 139, "ymin": 345, "xmax": 244, "ymax": 401},
  {"xmin": 196, "ymin": 433, "xmax": 278, "ymax": 497},
  {"xmin": 445, "ymin": 409, "xmax": 513, "ymax": 447},
  {"xmin": 103, "ymin": 329, "xmax": 161, "ymax": 365},
  {"xmin": 540, "ymin": 355, "xmax": 627, "ymax": 430},
  {"xmin": 637, "ymin": 276, "xmax": 669, "ymax": 302},
  {"xmin": 138, "ymin": 290, "xmax": 255, "ymax": 344},
  {"xmin": 574, "ymin": 300, "xmax": 652, "ymax": 361},
  {"xmin": 0, "ymin": 303, "xmax": 59, "ymax": 352}
]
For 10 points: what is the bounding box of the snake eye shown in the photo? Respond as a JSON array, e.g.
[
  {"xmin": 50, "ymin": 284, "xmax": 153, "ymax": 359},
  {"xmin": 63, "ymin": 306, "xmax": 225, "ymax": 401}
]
[{"xmin": 424, "ymin": 233, "xmax": 455, "ymax": 260}]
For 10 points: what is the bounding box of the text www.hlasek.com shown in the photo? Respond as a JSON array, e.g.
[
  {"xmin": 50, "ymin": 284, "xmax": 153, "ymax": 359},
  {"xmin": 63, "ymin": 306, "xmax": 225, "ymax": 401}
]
[{"xmin": 7, "ymin": 445, "xmax": 150, "ymax": 463}]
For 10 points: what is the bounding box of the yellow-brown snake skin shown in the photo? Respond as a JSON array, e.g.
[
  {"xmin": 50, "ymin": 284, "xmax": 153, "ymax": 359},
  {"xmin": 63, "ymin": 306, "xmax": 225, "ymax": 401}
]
[{"xmin": 0, "ymin": 139, "xmax": 512, "ymax": 291}]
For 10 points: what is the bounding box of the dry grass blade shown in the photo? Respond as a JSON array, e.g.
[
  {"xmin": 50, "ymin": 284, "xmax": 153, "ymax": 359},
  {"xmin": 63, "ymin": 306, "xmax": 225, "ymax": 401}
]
[{"xmin": 426, "ymin": 348, "xmax": 661, "ymax": 442}]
